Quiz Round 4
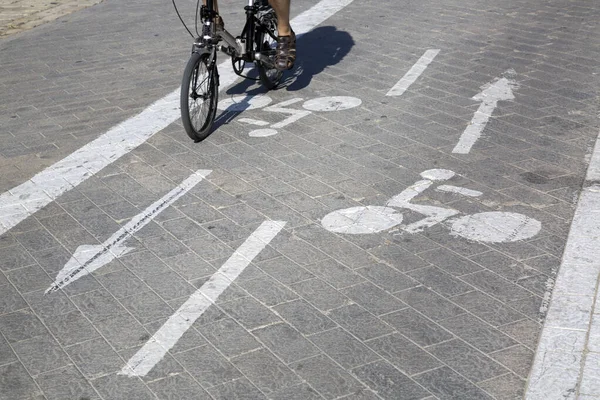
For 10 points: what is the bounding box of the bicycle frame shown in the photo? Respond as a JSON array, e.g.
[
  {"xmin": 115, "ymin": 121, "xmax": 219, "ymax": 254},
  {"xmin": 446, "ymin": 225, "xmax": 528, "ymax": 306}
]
[{"xmin": 195, "ymin": 0, "xmax": 276, "ymax": 69}]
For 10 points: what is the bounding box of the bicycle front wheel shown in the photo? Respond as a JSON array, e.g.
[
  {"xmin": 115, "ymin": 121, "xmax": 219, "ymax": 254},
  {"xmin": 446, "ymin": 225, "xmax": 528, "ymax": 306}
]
[{"xmin": 180, "ymin": 51, "xmax": 219, "ymax": 142}]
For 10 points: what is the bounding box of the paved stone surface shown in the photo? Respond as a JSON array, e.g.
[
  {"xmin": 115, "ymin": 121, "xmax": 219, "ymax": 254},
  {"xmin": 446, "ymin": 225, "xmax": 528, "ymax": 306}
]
[
  {"xmin": 0, "ymin": 0, "xmax": 104, "ymax": 37},
  {"xmin": 1, "ymin": 0, "xmax": 599, "ymax": 399}
]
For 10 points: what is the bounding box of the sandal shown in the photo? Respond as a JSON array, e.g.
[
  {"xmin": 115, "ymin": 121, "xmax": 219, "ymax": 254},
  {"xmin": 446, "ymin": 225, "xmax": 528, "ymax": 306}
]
[{"xmin": 275, "ymin": 30, "xmax": 296, "ymax": 71}]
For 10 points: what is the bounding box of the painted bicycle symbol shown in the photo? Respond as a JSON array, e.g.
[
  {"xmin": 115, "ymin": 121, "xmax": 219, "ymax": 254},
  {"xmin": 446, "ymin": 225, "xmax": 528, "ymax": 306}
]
[
  {"xmin": 217, "ymin": 95, "xmax": 361, "ymax": 137},
  {"xmin": 322, "ymin": 169, "xmax": 542, "ymax": 243}
]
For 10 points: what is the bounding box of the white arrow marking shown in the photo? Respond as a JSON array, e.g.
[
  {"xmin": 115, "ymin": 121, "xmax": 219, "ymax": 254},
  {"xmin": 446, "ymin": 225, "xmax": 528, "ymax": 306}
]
[
  {"xmin": 0, "ymin": 0, "xmax": 357, "ymax": 235},
  {"xmin": 120, "ymin": 220, "xmax": 286, "ymax": 377},
  {"xmin": 386, "ymin": 49, "xmax": 440, "ymax": 97},
  {"xmin": 45, "ymin": 170, "xmax": 212, "ymax": 293},
  {"xmin": 452, "ymin": 73, "xmax": 519, "ymax": 154}
]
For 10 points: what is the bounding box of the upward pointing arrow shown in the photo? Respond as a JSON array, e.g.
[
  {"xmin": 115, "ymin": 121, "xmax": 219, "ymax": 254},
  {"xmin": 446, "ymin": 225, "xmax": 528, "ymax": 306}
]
[
  {"xmin": 46, "ymin": 169, "xmax": 212, "ymax": 294},
  {"xmin": 452, "ymin": 73, "xmax": 518, "ymax": 154}
]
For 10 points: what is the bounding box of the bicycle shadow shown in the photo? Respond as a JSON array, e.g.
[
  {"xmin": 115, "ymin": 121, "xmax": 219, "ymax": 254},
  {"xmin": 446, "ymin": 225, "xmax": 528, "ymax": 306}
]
[{"xmin": 211, "ymin": 26, "xmax": 354, "ymax": 131}]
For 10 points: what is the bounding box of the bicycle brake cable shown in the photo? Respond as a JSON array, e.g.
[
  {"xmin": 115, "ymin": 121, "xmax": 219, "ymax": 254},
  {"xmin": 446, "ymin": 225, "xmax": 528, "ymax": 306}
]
[{"xmin": 172, "ymin": 0, "xmax": 195, "ymax": 38}]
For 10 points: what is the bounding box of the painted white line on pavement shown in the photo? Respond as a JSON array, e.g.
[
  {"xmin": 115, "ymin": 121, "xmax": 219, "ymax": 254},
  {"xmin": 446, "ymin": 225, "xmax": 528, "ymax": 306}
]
[
  {"xmin": 46, "ymin": 170, "xmax": 212, "ymax": 294},
  {"xmin": 452, "ymin": 72, "xmax": 518, "ymax": 154},
  {"xmin": 120, "ymin": 220, "xmax": 286, "ymax": 377},
  {"xmin": 525, "ymin": 129, "xmax": 600, "ymax": 398},
  {"xmin": 386, "ymin": 49, "xmax": 440, "ymax": 97},
  {"xmin": 0, "ymin": 0, "xmax": 357, "ymax": 235}
]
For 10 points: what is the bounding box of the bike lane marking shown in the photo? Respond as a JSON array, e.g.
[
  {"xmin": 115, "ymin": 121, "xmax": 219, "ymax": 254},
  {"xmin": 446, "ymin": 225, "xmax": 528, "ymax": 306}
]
[
  {"xmin": 119, "ymin": 220, "xmax": 286, "ymax": 377},
  {"xmin": 0, "ymin": 0, "xmax": 357, "ymax": 235},
  {"xmin": 386, "ymin": 49, "xmax": 440, "ymax": 97},
  {"xmin": 45, "ymin": 170, "xmax": 212, "ymax": 294},
  {"xmin": 452, "ymin": 70, "xmax": 519, "ymax": 154},
  {"xmin": 525, "ymin": 130, "xmax": 600, "ymax": 398}
]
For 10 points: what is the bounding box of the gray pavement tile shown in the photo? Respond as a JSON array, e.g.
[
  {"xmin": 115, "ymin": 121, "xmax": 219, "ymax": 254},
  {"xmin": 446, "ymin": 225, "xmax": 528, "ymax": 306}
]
[
  {"xmin": 70, "ymin": 288, "xmax": 128, "ymax": 322},
  {"xmin": 4, "ymin": 265, "xmax": 51, "ymax": 295},
  {"xmin": 239, "ymin": 276, "xmax": 298, "ymax": 307},
  {"xmin": 253, "ymin": 323, "xmax": 321, "ymax": 364},
  {"xmin": 506, "ymin": 295, "xmax": 544, "ymax": 321},
  {"xmin": 366, "ymin": 333, "xmax": 440, "ymax": 376},
  {"xmin": 489, "ymin": 344, "xmax": 535, "ymax": 379},
  {"xmin": 450, "ymin": 290, "xmax": 527, "ymax": 327},
  {"xmin": 0, "ymin": 334, "xmax": 17, "ymax": 367},
  {"xmin": 406, "ymin": 266, "xmax": 473, "ymax": 297},
  {"xmin": 95, "ymin": 268, "xmax": 149, "ymax": 299},
  {"xmin": 382, "ymin": 307, "xmax": 454, "ymax": 348},
  {"xmin": 0, "ymin": 362, "xmax": 44, "ymax": 400},
  {"xmin": 176, "ymin": 344, "xmax": 242, "ymax": 388},
  {"xmin": 440, "ymin": 314, "xmax": 518, "ymax": 354},
  {"xmin": 459, "ymin": 270, "xmax": 534, "ymax": 303},
  {"xmin": 0, "ymin": 244, "xmax": 35, "ymax": 272},
  {"xmin": 413, "ymin": 366, "xmax": 494, "ymax": 400},
  {"xmin": 0, "ymin": 282, "xmax": 28, "ymax": 314},
  {"xmin": 14, "ymin": 228, "xmax": 61, "ymax": 252},
  {"xmin": 94, "ymin": 313, "xmax": 149, "ymax": 352},
  {"xmin": 308, "ymin": 328, "xmax": 380, "ymax": 369},
  {"xmin": 185, "ymin": 234, "xmax": 235, "ymax": 262},
  {"xmin": 341, "ymin": 282, "xmax": 407, "ymax": 316},
  {"xmin": 290, "ymin": 278, "xmax": 349, "ymax": 311},
  {"xmin": 328, "ymin": 304, "xmax": 393, "ymax": 341},
  {"xmin": 119, "ymin": 250, "xmax": 172, "ymax": 279},
  {"xmin": 418, "ymin": 248, "xmax": 483, "ymax": 276},
  {"xmin": 12, "ymin": 335, "xmax": 71, "ymax": 377},
  {"xmin": 65, "ymin": 337, "xmax": 123, "ymax": 379},
  {"xmin": 207, "ymin": 377, "xmax": 267, "ymax": 400},
  {"xmin": 163, "ymin": 251, "xmax": 217, "ymax": 281},
  {"xmin": 232, "ymin": 348, "xmax": 301, "ymax": 395},
  {"xmin": 0, "ymin": 310, "xmax": 48, "ymax": 344},
  {"xmin": 139, "ymin": 233, "xmax": 189, "ymax": 258},
  {"xmin": 395, "ymin": 286, "xmax": 466, "ymax": 322},
  {"xmin": 199, "ymin": 318, "xmax": 262, "ymax": 358},
  {"xmin": 302, "ymin": 259, "xmax": 366, "ymax": 289},
  {"xmin": 120, "ymin": 290, "xmax": 173, "ymax": 325},
  {"xmin": 498, "ymin": 319, "xmax": 541, "ymax": 351},
  {"xmin": 148, "ymin": 373, "xmax": 213, "ymax": 400},
  {"xmin": 23, "ymin": 289, "xmax": 75, "ymax": 320},
  {"xmin": 353, "ymin": 360, "xmax": 431, "ymax": 400},
  {"xmin": 269, "ymin": 383, "xmax": 325, "ymax": 400},
  {"xmin": 357, "ymin": 263, "xmax": 420, "ymax": 294},
  {"xmin": 257, "ymin": 256, "xmax": 314, "ymax": 285},
  {"xmin": 220, "ymin": 297, "xmax": 281, "ymax": 330},
  {"xmin": 273, "ymin": 299, "xmax": 336, "ymax": 336},
  {"xmin": 368, "ymin": 244, "xmax": 429, "ymax": 273},
  {"xmin": 273, "ymin": 236, "xmax": 329, "ymax": 267},
  {"xmin": 142, "ymin": 271, "xmax": 196, "ymax": 301},
  {"xmin": 477, "ymin": 373, "xmax": 525, "ymax": 400},
  {"xmin": 290, "ymin": 354, "xmax": 364, "ymax": 399},
  {"xmin": 428, "ymin": 339, "xmax": 509, "ymax": 383},
  {"xmin": 161, "ymin": 217, "xmax": 210, "ymax": 241},
  {"xmin": 30, "ymin": 246, "xmax": 74, "ymax": 275},
  {"xmin": 91, "ymin": 373, "xmax": 156, "ymax": 400}
]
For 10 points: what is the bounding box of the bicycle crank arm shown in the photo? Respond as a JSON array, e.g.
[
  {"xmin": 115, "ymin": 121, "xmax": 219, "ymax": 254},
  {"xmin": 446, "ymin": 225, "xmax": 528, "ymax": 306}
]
[{"xmin": 254, "ymin": 53, "xmax": 275, "ymax": 69}]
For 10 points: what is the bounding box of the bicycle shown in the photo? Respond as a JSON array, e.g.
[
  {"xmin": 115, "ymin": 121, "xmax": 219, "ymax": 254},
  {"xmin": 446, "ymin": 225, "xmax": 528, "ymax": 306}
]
[{"xmin": 178, "ymin": 0, "xmax": 282, "ymax": 142}]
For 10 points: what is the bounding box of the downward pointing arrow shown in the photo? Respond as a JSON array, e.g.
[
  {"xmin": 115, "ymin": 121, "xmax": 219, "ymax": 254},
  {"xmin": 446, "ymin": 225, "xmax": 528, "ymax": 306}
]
[
  {"xmin": 452, "ymin": 72, "xmax": 518, "ymax": 154},
  {"xmin": 46, "ymin": 169, "xmax": 212, "ymax": 294}
]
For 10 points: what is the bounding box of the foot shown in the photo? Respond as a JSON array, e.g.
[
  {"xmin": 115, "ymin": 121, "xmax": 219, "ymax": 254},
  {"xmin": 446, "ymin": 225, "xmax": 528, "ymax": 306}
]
[{"xmin": 275, "ymin": 31, "xmax": 296, "ymax": 71}]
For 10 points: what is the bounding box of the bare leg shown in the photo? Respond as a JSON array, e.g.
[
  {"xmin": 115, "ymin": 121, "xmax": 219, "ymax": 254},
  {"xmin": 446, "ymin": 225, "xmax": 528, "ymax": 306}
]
[{"xmin": 268, "ymin": 0, "xmax": 292, "ymax": 36}]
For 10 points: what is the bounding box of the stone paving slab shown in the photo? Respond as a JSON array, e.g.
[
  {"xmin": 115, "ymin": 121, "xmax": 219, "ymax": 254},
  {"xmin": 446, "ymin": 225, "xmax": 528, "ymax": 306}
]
[
  {"xmin": 1, "ymin": 0, "xmax": 600, "ymax": 399},
  {"xmin": 0, "ymin": 0, "xmax": 104, "ymax": 37}
]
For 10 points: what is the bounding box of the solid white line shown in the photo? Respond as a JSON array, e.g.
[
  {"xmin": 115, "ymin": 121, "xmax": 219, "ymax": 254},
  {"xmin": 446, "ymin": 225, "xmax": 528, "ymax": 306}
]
[
  {"xmin": 525, "ymin": 128, "xmax": 600, "ymax": 398},
  {"xmin": 119, "ymin": 220, "xmax": 286, "ymax": 377},
  {"xmin": 386, "ymin": 49, "xmax": 440, "ymax": 97},
  {"xmin": 0, "ymin": 0, "xmax": 357, "ymax": 235},
  {"xmin": 46, "ymin": 170, "xmax": 212, "ymax": 293}
]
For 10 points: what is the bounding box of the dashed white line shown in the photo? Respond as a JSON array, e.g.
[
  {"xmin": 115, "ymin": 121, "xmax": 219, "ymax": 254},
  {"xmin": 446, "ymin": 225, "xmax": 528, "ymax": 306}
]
[
  {"xmin": 119, "ymin": 220, "xmax": 286, "ymax": 377},
  {"xmin": 386, "ymin": 49, "xmax": 440, "ymax": 97}
]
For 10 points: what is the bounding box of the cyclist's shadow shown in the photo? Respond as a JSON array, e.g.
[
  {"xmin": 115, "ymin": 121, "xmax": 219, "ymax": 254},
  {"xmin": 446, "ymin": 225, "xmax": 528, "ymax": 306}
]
[
  {"xmin": 214, "ymin": 26, "xmax": 354, "ymax": 128},
  {"xmin": 225, "ymin": 25, "xmax": 354, "ymax": 96}
]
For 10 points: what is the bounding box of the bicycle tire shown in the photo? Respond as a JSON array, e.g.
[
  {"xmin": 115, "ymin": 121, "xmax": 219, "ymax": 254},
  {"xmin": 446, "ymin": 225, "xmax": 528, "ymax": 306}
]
[
  {"xmin": 180, "ymin": 51, "xmax": 219, "ymax": 142},
  {"xmin": 255, "ymin": 8, "xmax": 283, "ymax": 90}
]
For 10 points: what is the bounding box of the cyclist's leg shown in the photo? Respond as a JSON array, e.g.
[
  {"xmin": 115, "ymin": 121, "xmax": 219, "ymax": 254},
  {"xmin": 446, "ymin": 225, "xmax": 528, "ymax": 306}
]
[{"xmin": 268, "ymin": 0, "xmax": 295, "ymax": 70}]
